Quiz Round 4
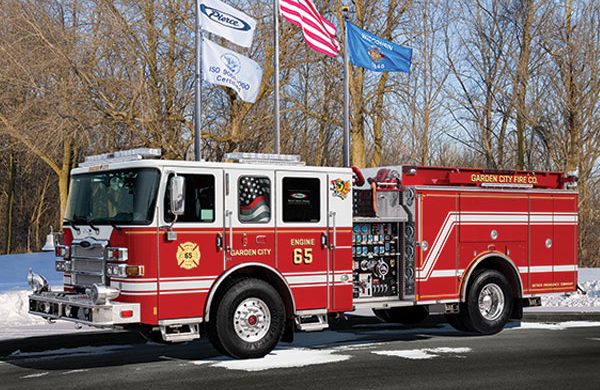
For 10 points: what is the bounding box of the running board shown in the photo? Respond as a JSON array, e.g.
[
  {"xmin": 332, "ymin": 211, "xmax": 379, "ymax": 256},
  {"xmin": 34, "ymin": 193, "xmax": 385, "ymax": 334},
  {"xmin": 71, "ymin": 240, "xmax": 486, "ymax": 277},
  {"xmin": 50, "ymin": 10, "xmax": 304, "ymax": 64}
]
[
  {"xmin": 160, "ymin": 323, "xmax": 201, "ymax": 343},
  {"xmin": 295, "ymin": 314, "xmax": 329, "ymax": 332}
]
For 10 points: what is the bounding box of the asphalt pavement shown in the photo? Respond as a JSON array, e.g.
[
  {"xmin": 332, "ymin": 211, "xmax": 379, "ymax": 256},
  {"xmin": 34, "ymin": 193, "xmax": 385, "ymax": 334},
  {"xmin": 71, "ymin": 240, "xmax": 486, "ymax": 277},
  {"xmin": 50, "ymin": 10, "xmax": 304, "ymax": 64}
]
[{"xmin": 1, "ymin": 315, "xmax": 600, "ymax": 390}]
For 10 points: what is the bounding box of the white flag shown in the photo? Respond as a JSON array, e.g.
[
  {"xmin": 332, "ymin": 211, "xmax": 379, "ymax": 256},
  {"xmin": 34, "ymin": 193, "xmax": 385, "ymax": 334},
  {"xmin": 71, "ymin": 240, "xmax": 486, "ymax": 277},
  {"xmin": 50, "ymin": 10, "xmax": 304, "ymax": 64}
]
[
  {"xmin": 203, "ymin": 38, "xmax": 263, "ymax": 103},
  {"xmin": 200, "ymin": 0, "xmax": 256, "ymax": 48}
]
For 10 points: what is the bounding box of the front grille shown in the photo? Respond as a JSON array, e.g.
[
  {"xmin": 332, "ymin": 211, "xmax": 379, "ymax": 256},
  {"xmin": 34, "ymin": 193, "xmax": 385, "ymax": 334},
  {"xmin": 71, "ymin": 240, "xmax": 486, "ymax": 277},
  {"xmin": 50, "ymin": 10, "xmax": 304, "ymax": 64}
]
[
  {"xmin": 70, "ymin": 239, "xmax": 107, "ymax": 288},
  {"xmin": 71, "ymin": 245, "xmax": 104, "ymax": 259},
  {"xmin": 72, "ymin": 259, "xmax": 104, "ymax": 274},
  {"xmin": 72, "ymin": 273, "xmax": 104, "ymax": 287}
]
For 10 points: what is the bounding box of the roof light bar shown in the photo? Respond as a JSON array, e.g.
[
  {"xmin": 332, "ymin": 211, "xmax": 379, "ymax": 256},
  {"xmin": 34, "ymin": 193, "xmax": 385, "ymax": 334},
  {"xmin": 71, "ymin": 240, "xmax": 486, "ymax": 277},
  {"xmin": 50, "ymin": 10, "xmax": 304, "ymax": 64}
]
[
  {"xmin": 224, "ymin": 152, "xmax": 305, "ymax": 166},
  {"xmin": 80, "ymin": 148, "xmax": 162, "ymax": 167}
]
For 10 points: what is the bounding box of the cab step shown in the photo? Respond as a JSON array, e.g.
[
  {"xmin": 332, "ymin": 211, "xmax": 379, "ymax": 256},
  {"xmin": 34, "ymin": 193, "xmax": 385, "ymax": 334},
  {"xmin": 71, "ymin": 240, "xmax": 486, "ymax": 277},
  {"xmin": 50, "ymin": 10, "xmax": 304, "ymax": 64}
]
[
  {"xmin": 295, "ymin": 313, "xmax": 329, "ymax": 332},
  {"xmin": 160, "ymin": 323, "xmax": 201, "ymax": 343}
]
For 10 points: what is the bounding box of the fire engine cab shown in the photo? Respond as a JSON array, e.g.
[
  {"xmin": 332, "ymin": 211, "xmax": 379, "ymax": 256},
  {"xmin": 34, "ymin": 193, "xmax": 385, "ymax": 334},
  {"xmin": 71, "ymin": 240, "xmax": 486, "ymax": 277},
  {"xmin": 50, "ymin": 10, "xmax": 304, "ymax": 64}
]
[{"xmin": 27, "ymin": 149, "xmax": 579, "ymax": 358}]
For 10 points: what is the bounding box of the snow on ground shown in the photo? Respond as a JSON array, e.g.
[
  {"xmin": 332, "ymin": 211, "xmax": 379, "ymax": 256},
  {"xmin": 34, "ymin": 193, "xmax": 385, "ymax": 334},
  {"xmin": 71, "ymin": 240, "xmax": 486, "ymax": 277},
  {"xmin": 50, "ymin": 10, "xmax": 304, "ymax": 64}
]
[
  {"xmin": 191, "ymin": 348, "xmax": 351, "ymax": 372},
  {"xmin": 372, "ymin": 347, "xmax": 471, "ymax": 360}
]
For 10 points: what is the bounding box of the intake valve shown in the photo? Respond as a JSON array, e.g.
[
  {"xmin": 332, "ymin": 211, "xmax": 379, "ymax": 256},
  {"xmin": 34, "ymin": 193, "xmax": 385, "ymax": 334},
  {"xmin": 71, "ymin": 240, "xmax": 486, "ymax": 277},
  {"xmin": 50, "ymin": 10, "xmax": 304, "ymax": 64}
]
[{"xmin": 375, "ymin": 260, "xmax": 390, "ymax": 280}]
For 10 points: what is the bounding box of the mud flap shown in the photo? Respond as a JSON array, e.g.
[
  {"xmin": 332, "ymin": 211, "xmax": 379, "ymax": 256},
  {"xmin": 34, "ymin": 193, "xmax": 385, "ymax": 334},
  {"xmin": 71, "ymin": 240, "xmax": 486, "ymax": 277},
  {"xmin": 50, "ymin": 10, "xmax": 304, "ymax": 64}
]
[{"xmin": 281, "ymin": 319, "xmax": 295, "ymax": 343}]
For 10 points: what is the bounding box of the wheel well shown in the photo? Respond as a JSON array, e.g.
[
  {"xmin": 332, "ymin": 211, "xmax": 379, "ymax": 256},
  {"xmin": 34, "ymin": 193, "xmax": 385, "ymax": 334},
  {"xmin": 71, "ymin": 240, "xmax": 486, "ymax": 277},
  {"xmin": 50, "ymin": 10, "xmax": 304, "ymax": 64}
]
[
  {"xmin": 204, "ymin": 265, "xmax": 295, "ymax": 322},
  {"xmin": 460, "ymin": 255, "xmax": 523, "ymax": 302}
]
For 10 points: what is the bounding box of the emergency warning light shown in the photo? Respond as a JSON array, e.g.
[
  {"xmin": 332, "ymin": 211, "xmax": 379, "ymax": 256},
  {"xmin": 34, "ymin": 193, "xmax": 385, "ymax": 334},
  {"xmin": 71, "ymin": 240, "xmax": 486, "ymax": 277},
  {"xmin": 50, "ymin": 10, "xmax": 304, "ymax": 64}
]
[
  {"xmin": 224, "ymin": 152, "xmax": 304, "ymax": 166},
  {"xmin": 79, "ymin": 148, "xmax": 162, "ymax": 167}
]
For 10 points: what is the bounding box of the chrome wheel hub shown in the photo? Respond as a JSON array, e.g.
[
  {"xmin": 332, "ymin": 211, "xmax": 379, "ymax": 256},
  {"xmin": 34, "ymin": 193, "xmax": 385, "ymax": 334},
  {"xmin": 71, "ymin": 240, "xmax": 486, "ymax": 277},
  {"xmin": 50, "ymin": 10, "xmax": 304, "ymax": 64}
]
[
  {"xmin": 233, "ymin": 298, "xmax": 271, "ymax": 342},
  {"xmin": 478, "ymin": 283, "xmax": 505, "ymax": 321}
]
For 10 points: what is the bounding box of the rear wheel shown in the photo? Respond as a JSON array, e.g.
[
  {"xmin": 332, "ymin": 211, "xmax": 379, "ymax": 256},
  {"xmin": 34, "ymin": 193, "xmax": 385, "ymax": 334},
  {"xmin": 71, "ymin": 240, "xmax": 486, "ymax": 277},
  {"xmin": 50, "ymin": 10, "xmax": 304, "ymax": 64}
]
[
  {"xmin": 207, "ymin": 278, "xmax": 285, "ymax": 359},
  {"xmin": 459, "ymin": 270, "xmax": 513, "ymax": 334},
  {"xmin": 373, "ymin": 305, "xmax": 429, "ymax": 325}
]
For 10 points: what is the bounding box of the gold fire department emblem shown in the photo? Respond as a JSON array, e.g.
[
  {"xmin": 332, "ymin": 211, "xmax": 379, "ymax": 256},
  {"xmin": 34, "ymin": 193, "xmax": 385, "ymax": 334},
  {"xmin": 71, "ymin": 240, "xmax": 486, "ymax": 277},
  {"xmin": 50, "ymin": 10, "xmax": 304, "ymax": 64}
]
[{"xmin": 176, "ymin": 242, "xmax": 201, "ymax": 270}]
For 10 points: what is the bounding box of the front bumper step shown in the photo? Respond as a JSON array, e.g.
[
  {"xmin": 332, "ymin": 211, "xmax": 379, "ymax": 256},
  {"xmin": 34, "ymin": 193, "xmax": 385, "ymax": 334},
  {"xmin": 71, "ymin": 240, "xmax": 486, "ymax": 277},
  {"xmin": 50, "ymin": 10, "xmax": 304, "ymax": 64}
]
[{"xmin": 29, "ymin": 291, "xmax": 140, "ymax": 327}]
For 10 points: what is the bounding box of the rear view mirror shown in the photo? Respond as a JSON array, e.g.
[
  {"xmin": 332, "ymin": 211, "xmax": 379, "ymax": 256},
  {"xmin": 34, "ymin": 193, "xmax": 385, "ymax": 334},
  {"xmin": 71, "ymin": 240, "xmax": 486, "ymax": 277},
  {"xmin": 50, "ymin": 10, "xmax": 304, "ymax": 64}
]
[{"xmin": 170, "ymin": 176, "xmax": 186, "ymax": 216}]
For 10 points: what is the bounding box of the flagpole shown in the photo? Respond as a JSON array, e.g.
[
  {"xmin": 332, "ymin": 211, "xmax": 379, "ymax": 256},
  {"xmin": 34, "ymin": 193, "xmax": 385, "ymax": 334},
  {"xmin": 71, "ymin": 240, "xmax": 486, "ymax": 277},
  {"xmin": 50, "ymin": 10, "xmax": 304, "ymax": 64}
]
[
  {"xmin": 194, "ymin": 0, "xmax": 203, "ymax": 161},
  {"xmin": 273, "ymin": 0, "xmax": 281, "ymax": 155},
  {"xmin": 342, "ymin": 7, "xmax": 351, "ymax": 167}
]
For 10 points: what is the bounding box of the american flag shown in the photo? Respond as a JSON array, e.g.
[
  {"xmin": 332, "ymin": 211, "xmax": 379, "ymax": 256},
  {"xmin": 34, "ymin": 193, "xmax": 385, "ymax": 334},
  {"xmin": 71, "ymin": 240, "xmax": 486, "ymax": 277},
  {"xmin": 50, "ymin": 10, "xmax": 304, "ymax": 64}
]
[
  {"xmin": 239, "ymin": 177, "xmax": 271, "ymax": 223},
  {"xmin": 280, "ymin": 0, "xmax": 340, "ymax": 57}
]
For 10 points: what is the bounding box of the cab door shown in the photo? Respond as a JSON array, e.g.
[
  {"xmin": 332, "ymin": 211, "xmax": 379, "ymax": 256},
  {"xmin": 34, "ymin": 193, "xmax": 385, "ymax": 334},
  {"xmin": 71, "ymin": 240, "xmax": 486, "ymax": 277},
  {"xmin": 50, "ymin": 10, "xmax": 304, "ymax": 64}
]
[
  {"xmin": 224, "ymin": 170, "xmax": 276, "ymax": 269},
  {"xmin": 158, "ymin": 167, "xmax": 224, "ymax": 321},
  {"xmin": 327, "ymin": 173, "xmax": 354, "ymax": 312},
  {"xmin": 276, "ymin": 171, "xmax": 329, "ymax": 311}
]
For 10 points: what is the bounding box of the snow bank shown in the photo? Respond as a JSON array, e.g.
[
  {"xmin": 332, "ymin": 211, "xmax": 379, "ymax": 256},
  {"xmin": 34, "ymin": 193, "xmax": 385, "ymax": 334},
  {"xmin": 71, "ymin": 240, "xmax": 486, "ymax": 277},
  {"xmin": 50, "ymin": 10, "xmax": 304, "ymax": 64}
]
[
  {"xmin": 0, "ymin": 291, "xmax": 46, "ymax": 326},
  {"xmin": 541, "ymin": 280, "xmax": 600, "ymax": 308}
]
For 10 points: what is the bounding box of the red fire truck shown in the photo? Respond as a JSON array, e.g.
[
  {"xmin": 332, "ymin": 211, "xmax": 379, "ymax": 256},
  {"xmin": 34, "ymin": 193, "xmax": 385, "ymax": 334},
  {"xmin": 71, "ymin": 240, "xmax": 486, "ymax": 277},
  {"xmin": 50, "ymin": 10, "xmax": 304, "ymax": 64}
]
[{"xmin": 27, "ymin": 149, "xmax": 579, "ymax": 358}]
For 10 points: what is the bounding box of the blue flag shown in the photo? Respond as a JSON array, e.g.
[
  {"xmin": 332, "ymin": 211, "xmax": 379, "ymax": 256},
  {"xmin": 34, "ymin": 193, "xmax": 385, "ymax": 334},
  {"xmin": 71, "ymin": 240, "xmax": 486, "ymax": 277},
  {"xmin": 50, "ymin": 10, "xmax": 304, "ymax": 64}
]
[{"xmin": 346, "ymin": 21, "xmax": 412, "ymax": 73}]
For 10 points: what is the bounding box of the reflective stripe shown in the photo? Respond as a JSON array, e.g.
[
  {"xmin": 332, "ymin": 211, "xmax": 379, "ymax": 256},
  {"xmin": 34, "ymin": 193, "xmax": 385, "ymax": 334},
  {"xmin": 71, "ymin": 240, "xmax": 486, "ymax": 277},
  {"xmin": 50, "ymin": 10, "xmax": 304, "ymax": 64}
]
[
  {"xmin": 286, "ymin": 275, "xmax": 328, "ymax": 284},
  {"xmin": 110, "ymin": 281, "xmax": 157, "ymax": 292},
  {"xmin": 554, "ymin": 265, "xmax": 578, "ymax": 272},
  {"xmin": 160, "ymin": 280, "xmax": 214, "ymax": 291},
  {"xmin": 528, "ymin": 266, "xmax": 553, "ymax": 273}
]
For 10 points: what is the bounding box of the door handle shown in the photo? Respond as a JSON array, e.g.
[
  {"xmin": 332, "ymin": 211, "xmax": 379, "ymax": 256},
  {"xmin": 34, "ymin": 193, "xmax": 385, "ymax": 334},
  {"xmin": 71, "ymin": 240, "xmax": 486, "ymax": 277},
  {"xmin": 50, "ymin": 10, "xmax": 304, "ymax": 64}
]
[
  {"xmin": 216, "ymin": 233, "xmax": 223, "ymax": 251},
  {"xmin": 321, "ymin": 232, "xmax": 328, "ymax": 248},
  {"xmin": 256, "ymin": 235, "xmax": 267, "ymax": 245},
  {"xmin": 225, "ymin": 210, "xmax": 234, "ymax": 252},
  {"xmin": 329, "ymin": 211, "xmax": 337, "ymax": 249}
]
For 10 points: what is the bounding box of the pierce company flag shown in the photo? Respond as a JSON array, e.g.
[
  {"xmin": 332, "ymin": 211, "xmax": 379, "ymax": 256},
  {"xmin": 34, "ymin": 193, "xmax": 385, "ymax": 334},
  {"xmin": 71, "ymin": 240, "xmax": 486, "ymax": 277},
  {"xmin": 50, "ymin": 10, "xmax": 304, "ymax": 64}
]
[
  {"xmin": 280, "ymin": 0, "xmax": 340, "ymax": 57},
  {"xmin": 346, "ymin": 21, "xmax": 412, "ymax": 73},
  {"xmin": 203, "ymin": 38, "xmax": 263, "ymax": 103},
  {"xmin": 200, "ymin": 0, "xmax": 257, "ymax": 48}
]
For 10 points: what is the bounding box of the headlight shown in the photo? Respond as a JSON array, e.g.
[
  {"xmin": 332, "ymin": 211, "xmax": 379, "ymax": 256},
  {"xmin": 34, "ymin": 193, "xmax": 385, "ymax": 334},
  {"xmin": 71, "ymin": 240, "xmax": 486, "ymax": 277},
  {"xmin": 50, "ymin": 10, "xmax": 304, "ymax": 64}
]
[
  {"xmin": 89, "ymin": 284, "xmax": 120, "ymax": 305},
  {"xmin": 55, "ymin": 260, "xmax": 71, "ymax": 272},
  {"xmin": 105, "ymin": 247, "xmax": 128, "ymax": 262},
  {"xmin": 106, "ymin": 263, "xmax": 144, "ymax": 278}
]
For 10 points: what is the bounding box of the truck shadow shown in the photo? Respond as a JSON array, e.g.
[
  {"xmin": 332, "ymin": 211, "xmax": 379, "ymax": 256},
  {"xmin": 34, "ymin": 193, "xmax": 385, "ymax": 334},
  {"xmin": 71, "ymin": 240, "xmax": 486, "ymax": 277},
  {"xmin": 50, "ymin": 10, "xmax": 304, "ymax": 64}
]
[{"xmin": 0, "ymin": 315, "xmax": 492, "ymax": 371}]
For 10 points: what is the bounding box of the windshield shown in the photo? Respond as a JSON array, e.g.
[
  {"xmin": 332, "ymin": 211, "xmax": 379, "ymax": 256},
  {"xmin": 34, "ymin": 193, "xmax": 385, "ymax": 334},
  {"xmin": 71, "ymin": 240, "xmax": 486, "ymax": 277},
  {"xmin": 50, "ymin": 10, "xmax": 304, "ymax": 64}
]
[{"xmin": 65, "ymin": 168, "xmax": 160, "ymax": 226}]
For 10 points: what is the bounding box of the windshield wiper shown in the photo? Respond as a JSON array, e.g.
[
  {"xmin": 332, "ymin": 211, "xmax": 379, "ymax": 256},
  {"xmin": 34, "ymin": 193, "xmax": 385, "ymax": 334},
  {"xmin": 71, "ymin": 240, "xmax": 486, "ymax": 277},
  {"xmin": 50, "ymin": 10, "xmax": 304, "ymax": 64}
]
[
  {"xmin": 85, "ymin": 217, "xmax": 100, "ymax": 234},
  {"xmin": 63, "ymin": 218, "xmax": 81, "ymax": 233}
]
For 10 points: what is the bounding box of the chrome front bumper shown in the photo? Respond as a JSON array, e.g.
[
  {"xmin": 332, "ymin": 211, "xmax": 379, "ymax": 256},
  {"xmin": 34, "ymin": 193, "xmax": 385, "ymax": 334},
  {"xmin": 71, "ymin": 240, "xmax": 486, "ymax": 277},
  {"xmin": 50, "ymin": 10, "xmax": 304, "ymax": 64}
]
[{"xmin": 29, "ymin": 291, "xmax": 141, "ymax": 328}]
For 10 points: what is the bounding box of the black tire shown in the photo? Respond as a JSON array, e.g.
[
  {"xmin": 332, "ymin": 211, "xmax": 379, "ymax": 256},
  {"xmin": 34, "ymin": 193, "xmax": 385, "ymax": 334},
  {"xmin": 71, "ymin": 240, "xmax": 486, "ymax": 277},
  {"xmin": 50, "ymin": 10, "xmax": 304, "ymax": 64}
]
[
  {"xmin": 208, "ymin": 278, "xmax": 285, "ymax": 359},
  {"xmin": 372, "ymin": 305, "xmax": 429, "ymax": 325},
  {"xmin": 459, "ymin": 270, "xmax": 513, "ymax": 335}
]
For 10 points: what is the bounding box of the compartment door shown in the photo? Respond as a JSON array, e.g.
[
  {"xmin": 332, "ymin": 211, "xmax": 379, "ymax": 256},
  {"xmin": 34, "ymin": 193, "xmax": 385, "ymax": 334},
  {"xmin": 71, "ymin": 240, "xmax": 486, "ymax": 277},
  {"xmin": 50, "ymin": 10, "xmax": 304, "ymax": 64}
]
[
  {"xmin": 552, "ymin": 196, "xmax": 578, "ymax": 291},
  {"xmin": 529, "ymin": 196, "xmax": 554, "ymax": 292}
]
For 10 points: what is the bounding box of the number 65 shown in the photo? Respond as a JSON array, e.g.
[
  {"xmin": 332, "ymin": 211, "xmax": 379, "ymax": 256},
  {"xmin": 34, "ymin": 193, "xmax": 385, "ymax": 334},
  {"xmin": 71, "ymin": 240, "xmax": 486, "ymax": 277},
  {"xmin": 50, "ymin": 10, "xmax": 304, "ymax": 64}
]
[{"xmin": 293, "ymin": 248, "xmax": 313, "ymax": 265}]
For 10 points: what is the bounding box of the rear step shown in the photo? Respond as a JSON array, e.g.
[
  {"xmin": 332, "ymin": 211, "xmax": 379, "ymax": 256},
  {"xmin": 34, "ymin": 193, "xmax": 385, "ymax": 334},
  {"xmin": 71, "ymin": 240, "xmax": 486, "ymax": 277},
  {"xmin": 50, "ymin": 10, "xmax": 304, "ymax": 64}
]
[
  {"xmin": 295, "ymin": 313, "xmax": 329, "ymax": 332},
  {"xmin": 160, "ymin": 323, "xmax": 201, "ymax": 343}
]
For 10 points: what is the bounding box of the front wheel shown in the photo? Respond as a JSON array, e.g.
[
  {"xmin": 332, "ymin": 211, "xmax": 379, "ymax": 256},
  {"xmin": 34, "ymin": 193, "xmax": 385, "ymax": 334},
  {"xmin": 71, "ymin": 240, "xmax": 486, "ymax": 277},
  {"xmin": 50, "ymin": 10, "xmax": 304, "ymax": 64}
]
[
  {"xmin": 208, "ymin": 278, "xmax": 285, "ymax": 359},
  {"xmin": 459, "ymin": 270, "xmax": 513, "ymax": 334}
]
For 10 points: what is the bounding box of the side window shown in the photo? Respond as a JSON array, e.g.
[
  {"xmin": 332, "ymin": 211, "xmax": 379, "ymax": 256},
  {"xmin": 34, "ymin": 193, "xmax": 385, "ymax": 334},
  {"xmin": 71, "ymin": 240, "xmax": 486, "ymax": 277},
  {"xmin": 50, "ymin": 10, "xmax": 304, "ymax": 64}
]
[
  {"xmin": 238, "ymin": 176, "xmax": 271, "ymax": 223},
  {"xmin": 164, "ymin": 174, "xmax": 215, "ymax": 223},
  {"xmin": 282, "ymin": 177, "xmax": 321, "ymax": 223}
]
